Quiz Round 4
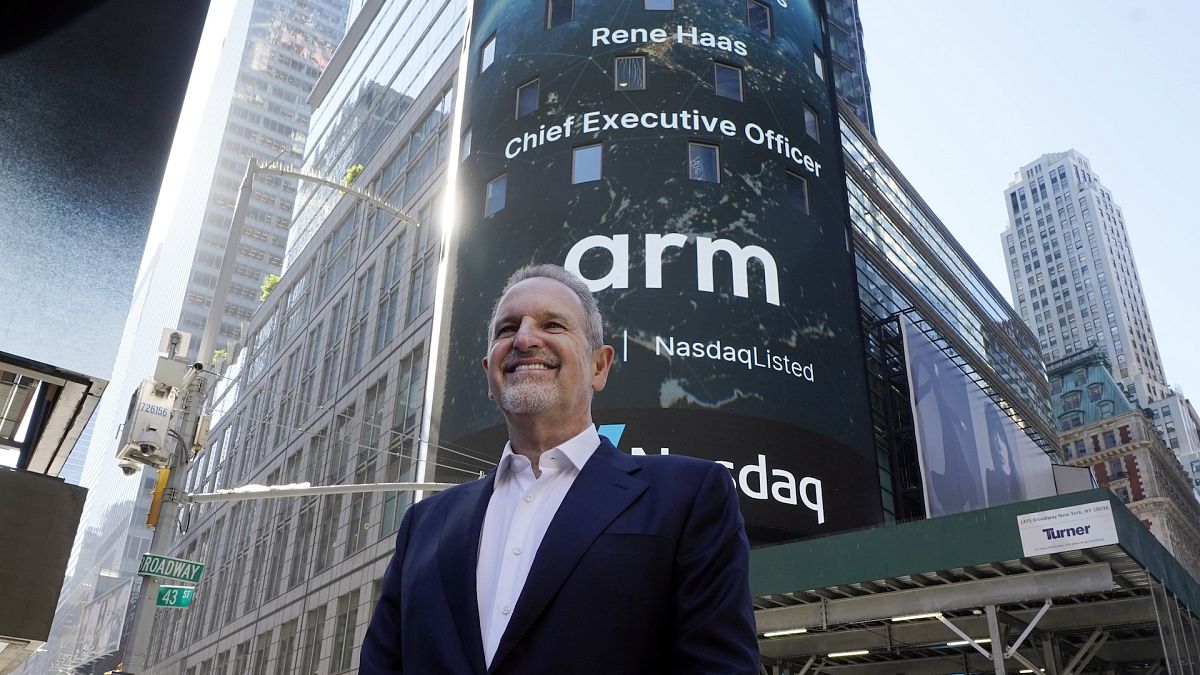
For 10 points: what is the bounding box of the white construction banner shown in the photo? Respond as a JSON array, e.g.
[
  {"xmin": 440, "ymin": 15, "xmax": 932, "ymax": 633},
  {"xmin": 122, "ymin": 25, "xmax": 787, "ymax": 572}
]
[{"xmin": 1018, "ymin": 500, "xmax": 1118, "ymax": 556}]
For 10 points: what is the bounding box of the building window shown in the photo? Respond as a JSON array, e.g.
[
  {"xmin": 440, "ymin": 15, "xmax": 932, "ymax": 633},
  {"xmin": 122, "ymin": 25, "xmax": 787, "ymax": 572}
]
[
  {"xmin": 484, "ymin": 174, "xmax": 507, "ymax": 216},
  {"xmin": 1061, "ymin": 391, "xmax": 1081, "ymax": 410},
  {"xmin": 814, "ymin": 50, "xmax": 825, "ymax": 80},
  {"xmin": 646, "ymin": 0, "xmax": 673, "ymax": 8},
  {"xmin": 275, "ymin": 619, "xmax": 299, "ymax": 675},
  {"xmin": 480, "ymin": 35, "xmax": 496, "ymax": 72},
  {"xmin": 614, "ymin": 55, "xmax": 646, "ymax": 90},
  {"xmin": 331, "ymin": 590, "xmax": 361, "ymax": 672},
  {"xmin": 1058, "ymin": 412, "xmax": 1083, "ymax": 431},
  {"xmin": 516, "ymin": 79, "xmax": 539, "ymax": 118},
  {"xmin": 687, "ymin": 142, "xmax": 719, "ymax": 183},
  {"xmin": 572, "ymin": 144, "xmax": 603, "ymax": 184},
  {"xmin": 713, "ymin": 62, "xmax": 743, "ymax": 100},
  {"xmin": 803, "ymin": 104, "xmax": 819, "ymax": 141},
  {"xmin": 786, "ymin": 171, "xmax": 808, "ymax": 214},
  {"xmin": 746, "ymin": 0, "xmax": 771, "ymax": 36},
  {"xmin": 461, "ymin": 128, "xmax": 472, "ymax": 161},
  {"xmin": 547, "ymin": 0, "xmax": 573, "ymax": 28},
  {"xmin": 1108, "ymin": 458, "xmax": 1126, "ymax": 479},
  {"xmin": 299, "ymin": 606, "xmax": 327, "ymax": 675}
]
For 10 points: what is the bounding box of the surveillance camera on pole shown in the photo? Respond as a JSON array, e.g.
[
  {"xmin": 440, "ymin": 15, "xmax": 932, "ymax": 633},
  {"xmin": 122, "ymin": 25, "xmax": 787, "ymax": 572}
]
[{"xmin": 115, "ymin": 380, "xmax": 177, "ymax": 474}]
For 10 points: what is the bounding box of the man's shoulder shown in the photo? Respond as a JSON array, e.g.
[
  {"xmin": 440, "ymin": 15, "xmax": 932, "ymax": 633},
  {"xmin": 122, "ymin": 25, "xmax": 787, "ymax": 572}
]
[{"xmin": 625, "ymin": 451, "xmax": 728, "ymax": 483}]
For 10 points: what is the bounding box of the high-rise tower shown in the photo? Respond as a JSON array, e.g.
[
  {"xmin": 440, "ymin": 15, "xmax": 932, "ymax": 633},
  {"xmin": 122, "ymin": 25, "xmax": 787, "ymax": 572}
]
[
  {"xmin": 21, "ymin": 1, "xmax": 349, "ymax": 672},
  {"xmin": 1002, "ymin": 150, "xmax": 1169, "ymax": 408}
]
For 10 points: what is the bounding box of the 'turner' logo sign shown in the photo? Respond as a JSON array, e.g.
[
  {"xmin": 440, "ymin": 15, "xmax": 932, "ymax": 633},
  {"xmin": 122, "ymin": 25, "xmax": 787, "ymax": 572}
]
[{"xmin": 1043, "ymin": 525, "xmax": 1091, "ymax": 540}]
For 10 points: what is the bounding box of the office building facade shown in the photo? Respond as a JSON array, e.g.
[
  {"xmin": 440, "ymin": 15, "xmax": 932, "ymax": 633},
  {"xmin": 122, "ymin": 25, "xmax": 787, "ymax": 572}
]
[
  {"xmin": 841, "ymin": 110, "xmax": 1055, "ymax": 521},
  {"xmin": 1151, "ymin": 390, "xmax": 1200, "ymax": 501},
  {"xmin": 142, "ymin": 0, "xmax": 463, "ymax": 670},
  {"xmin": 1002, "ymin": 150, "xmax": 1169, "ymax": 408},
  {"xmin": 22, "ymin": 1, "xmax": 349, "ymax": 673}
]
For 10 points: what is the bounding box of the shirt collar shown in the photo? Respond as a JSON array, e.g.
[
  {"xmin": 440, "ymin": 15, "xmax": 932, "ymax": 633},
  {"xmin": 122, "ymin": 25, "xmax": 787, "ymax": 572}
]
[{"xmin": 495, "ymin": 425, "xmax": 601, "ymax": 485}]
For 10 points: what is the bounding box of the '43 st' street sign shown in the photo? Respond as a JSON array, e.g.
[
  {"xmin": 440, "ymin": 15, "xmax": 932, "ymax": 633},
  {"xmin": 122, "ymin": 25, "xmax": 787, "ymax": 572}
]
[{"xmin": 156, "ymin": 585, "xmax": 195, "ymax": 608}]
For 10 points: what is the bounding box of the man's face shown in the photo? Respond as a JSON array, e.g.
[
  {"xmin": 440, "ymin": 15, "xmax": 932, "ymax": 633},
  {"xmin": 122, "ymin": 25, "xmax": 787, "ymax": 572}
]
[{"xmin": 483, "ymin": 277, "xmax": 613, "ymax": 426}]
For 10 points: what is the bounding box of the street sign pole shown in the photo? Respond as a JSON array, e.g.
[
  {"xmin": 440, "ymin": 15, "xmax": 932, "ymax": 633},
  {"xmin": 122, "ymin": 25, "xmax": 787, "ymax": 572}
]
[{"xmin": 121, "ymin": 370, "xmax": 208, "ymax": 672}]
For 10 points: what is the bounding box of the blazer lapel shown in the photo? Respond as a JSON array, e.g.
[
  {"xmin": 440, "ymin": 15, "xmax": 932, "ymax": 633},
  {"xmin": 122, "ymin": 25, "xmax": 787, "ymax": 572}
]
[
  {"xmin": 438, "ymin": 475, "xmax": 494, "ymax": 674},
  {"xmin": 489, "ymin": 441, "xmax": 646, "ymax": 671}
]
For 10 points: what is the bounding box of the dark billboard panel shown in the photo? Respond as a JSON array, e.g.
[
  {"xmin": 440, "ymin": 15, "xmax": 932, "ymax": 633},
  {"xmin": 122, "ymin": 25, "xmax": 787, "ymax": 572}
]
[
  {"xmin": 901, "ymin": 317, "xmax": 1057, "ymax": 518},
  {"xmin": 431, "ymin": 0, "xmax": 881, "ymax": 541}
]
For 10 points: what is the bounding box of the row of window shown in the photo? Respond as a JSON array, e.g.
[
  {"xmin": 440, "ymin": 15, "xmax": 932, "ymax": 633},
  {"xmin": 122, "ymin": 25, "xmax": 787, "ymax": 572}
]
[
  {"xmin": 481, "ymin": 142, "xmax": 810, "ymax": 216},
  {"xmin": 172, "ymin": 348, "xmax": 429, "ymax": 660},
  {"xmin": 482, "ymin": 0, "xmax": 776, "ymax": 61},
  {"xmin": 159, "ymin": 585, "xmax": 371, "ymax": 675},
  {"xmin": 1060, "ymin": 428, "xmax": 1130, "ymax": 457},
  {"xmin": 514, "ymin": 59, "xmax": 749, "ymax": 118}
]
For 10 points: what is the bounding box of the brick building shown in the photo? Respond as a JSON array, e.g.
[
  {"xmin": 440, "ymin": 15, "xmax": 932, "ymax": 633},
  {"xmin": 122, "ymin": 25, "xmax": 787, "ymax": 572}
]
[{"xmin": 1051, "ymin": 347, "xmax": 1200, "ymax": 580}]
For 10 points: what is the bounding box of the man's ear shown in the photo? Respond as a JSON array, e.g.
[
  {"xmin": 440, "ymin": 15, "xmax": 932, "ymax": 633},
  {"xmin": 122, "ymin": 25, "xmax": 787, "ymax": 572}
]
[
  {"xmin": 591, "ymin": 345, "xmax": 615, "ymax": 392},
  {"xmin": 482, "ymin": 356, "xmax": 493, "ymax": 400}
]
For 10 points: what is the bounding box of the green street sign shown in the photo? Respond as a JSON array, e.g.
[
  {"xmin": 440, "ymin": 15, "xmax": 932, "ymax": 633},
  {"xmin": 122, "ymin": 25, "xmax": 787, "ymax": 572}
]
[
  {"xmin": 139, "ymin": 553, "xmax": 205, "ymax": 583},
  {"xmin": 156, "ymin": 585, "xmax": 195, "ymax": 608}
]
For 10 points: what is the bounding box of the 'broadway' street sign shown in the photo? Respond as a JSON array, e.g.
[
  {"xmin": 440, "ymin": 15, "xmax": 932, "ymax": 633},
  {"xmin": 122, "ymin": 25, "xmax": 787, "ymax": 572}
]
[{"xmin": 139, "ymin": 553, "xmax": 205, "ymax": 583}]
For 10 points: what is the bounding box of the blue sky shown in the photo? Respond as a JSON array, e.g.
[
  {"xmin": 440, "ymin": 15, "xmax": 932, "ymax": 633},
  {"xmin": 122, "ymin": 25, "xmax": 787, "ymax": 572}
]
[{"xmin": 858, "ymin": 1, "xmax": 1200, "ymax": 399}]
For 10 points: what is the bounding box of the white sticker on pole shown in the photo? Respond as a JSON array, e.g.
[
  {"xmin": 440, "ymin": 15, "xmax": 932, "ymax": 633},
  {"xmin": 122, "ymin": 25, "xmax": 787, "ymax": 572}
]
[{"xmin": 1017, "ymin": 500, "xmax": 1118, "ymax": 556}]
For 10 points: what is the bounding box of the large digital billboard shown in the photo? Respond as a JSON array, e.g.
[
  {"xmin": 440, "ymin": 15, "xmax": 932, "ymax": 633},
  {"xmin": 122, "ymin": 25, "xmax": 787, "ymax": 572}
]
[
  {"xmin": 901, "ymin": 317, "xmax": 1057, "ymax": 518},
  {"xmin": 430, "ymin": 0, "xmax": 881, "ymax": 541}
]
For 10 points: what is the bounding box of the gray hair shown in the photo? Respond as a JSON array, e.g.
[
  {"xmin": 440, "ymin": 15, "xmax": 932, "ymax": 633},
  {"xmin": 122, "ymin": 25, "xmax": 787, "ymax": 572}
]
[{"xmin": 487, "ymin": 264, "xmax": 605, "ymax": 350}]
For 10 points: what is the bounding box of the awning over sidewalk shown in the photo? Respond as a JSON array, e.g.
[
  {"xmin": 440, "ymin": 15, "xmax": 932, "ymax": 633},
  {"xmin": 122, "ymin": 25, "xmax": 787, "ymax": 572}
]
[
  {"xmin": 750, "ymin": 489, "xmax": 1200, "ymax": 673},
  {"xmin": 0, "ymin": 351, "xmax": 106, "ymax": 476}
]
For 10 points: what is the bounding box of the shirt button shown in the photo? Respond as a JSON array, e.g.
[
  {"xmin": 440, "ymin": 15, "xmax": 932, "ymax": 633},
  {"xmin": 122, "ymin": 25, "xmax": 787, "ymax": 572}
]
[
  {"xmin": 501, "ymin": 606, "xmax": 511, "ymax": 615},
  {"xmin": 523, "ymin": 494, "xmax": 535, "ymax": 503},
  {"xmin": 512, "ymin": 547, "xmax": 522, "ymax": 556}
]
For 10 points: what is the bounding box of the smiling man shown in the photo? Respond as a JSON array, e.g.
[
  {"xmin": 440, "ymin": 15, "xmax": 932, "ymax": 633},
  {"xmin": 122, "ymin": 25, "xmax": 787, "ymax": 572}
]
[{"xmin": 361, "ymin": 264, "xmax": 758, "ymax": 674}]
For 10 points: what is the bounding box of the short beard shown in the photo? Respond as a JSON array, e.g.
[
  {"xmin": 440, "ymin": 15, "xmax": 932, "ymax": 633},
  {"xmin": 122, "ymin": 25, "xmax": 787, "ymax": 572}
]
[{"xmin": 499, "ymin": 380, "xmax": 559, "ymax": 415}]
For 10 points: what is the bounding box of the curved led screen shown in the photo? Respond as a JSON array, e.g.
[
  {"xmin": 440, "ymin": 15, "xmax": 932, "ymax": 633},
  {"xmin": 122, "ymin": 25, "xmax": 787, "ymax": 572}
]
[{"xmin": 433, "ymin": 0, "xmax": 881, "ymax": 541}]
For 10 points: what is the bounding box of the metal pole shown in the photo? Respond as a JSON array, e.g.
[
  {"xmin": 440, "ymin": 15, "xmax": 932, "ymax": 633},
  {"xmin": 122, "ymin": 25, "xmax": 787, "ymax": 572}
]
[
  {"xmin": 984, "ymin": 604, "xmax": 1006, "ymax": 675},
  {"xmin": 122, "ymin": 157, "xmax": 248, "ymax": 675},
  {"xmin": 197, "ymin": 157, "xmax": 257, "ymax": 364},
  {"xmin": 185, "ymin": 480, "xmax": 457, "ymax": 503},
  {"xmin": 121, "ymin": 368, "xmax": 208, "ymax": 672}
]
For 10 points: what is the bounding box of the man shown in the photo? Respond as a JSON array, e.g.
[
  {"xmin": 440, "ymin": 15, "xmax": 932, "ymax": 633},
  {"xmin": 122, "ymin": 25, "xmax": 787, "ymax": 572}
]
[{"xmin": 361, "ymin": 264, "xmax": 758, "ymax": 674}]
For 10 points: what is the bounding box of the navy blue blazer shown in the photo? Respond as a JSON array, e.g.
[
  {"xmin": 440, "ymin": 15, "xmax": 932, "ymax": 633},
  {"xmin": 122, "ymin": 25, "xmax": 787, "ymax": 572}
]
[{"xmin": 360, "ymin": 438, "xmax": 759, "ymax": 674}]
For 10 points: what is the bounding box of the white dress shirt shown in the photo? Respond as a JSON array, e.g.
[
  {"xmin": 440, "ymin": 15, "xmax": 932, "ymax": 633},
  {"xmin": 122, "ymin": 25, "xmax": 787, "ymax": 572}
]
[{"xmin": 476, "ymin": 425, "xmax": 600, "ymax": 667}]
